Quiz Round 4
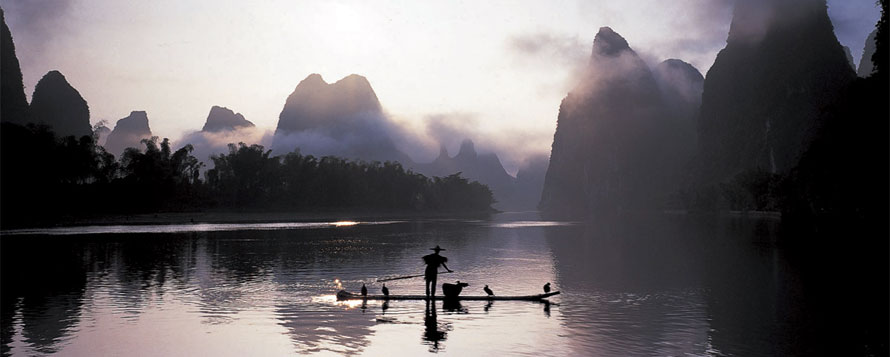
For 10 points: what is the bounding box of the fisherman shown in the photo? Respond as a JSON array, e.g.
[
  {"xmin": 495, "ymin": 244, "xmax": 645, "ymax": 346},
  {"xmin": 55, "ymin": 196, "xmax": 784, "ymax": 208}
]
[{"xmin": 422, "ymin": 245, "xmax": 453, "ymax": 297}]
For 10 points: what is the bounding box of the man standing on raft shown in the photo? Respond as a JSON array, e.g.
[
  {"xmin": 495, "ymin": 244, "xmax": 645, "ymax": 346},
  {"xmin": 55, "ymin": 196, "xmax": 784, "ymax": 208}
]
[{"xmin": 423, "ymin": 245, "xmax": 452, "ymax": 297}]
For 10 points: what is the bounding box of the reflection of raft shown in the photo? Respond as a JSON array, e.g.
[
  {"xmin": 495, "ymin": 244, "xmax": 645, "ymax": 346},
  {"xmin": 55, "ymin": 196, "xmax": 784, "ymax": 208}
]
[{"xmin": 336, "ymin": 290, "xmax": 560, "ymax": 301}]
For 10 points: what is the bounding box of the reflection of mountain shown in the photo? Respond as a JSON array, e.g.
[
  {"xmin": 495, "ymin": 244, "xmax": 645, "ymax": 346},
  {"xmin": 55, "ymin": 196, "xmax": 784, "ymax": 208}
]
[
  {"xmin": 272, "ymin": 74, "xmax": 411, "ymax": 164},
  {"xmin": 1, "ymin": 238, "xmax": 87, "ymax": 355},
  {"xmin": 104, "ymin": 111, "xmax": 153, "ymax": 157},
  {"xmin": 29, "ymin": 71, "xmax": 92, "ymax": 138},
  {"xmin": 543, "ymin": 215, "xmax": 786, "ymax": 355}
]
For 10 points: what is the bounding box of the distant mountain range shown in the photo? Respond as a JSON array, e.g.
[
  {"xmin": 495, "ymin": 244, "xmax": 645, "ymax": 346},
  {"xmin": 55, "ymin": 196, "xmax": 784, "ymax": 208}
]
[
  {"xmin": 271, "ymin": 73, "xmax": 544, "ymax": 211},
  {"xmin": 2, "ymin": 0, "xmax": 881, "ymax": 221}
]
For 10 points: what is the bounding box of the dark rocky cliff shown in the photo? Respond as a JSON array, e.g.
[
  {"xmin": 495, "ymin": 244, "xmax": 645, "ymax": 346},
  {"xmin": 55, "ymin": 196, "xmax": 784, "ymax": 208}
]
[
  {"xmin": 29, "ymin": 71, "xmax": 92, "ymax": 138},
  {"xmin": 696, "ymin": 0, "xmax": 855, "ymax": 188},
  {"xmin": 0, "ymin": 8, "xmax": 28, "ymax": 125},
  {"xmin": 539, "ymin": 27, "xmax": 676, "ymax": 217}
]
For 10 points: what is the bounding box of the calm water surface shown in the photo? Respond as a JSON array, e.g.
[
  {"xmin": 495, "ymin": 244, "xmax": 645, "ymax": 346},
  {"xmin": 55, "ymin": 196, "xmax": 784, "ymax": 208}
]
[{"xmin": 0, "ymin": 213, "xmax": 876, "ymax": 356}]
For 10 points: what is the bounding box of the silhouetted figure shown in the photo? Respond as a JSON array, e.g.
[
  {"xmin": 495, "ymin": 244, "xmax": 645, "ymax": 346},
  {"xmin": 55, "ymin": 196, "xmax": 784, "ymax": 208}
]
[
  {"xmin": 382, "ymin": 283, "xmax": 389, "ymax": 297},
  {"xmin": 422, "ymin": 245, "xmax": 452, "ymax": 297},
  {"xmin": 483, "ymin": 285, "xmax": 494, "ymax": 296},
  {"xmin": 441, "ymin": 281, "xmax": 469, "ymax": 298},
  {"xmin": 361, "ymin": 283, "xmax": 367, "ymax": 297},
  {"xmin": 544, "ymin": 282, "xmax": 551, "ymax": 293}
]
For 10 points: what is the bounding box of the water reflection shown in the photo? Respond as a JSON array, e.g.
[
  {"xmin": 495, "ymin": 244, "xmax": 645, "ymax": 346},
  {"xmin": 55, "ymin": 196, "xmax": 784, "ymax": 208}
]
[
  {"xmin": 1, "ymin": 237, "xmax": 87, "ymax": 355},
  {"xmin": 1, "ymin": 214, "xmax": 877, "ymax": 356},
  {"xmin": 422, "ymin": 300, "xmax": 447, "ymax": 353}
]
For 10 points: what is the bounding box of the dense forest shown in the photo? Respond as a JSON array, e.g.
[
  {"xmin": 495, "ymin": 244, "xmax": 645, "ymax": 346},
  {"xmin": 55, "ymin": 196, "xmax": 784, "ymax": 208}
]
[{"xmin": 0, "ymin": 122, "xmax": 494, "ymax": 227}]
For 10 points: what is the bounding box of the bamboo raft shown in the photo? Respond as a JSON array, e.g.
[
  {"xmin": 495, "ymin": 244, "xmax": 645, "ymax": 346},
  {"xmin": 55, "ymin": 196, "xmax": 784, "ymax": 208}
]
[{"xmin": 336, "ymin": 290, "xmax": 560, "ymax": 301}]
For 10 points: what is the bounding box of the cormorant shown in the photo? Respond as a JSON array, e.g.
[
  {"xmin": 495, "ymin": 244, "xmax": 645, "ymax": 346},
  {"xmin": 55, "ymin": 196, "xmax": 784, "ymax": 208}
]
[
  {"xmin": 361, "ymin": 283, "xmax": 368, "ymax": 297},
  {"xmin": 382, "ymin": 283, "xmax": 389, "ymax": 297},
  {"xmin": 483, "ymin": 285, "xmax": 494, "ymax": 296},
  {"xmin": 544, "ymin": 282, "xmax": 551, "ymax": 293}
]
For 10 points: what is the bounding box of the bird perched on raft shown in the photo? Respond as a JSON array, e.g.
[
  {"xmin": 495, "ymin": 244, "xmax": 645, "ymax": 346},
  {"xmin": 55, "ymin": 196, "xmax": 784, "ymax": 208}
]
[
  {"xmin": 361, "ymin": 283, "xmax": 368, "ymax": 297},
  {"xmin": 544, "ymin": 282, "xmax": 551, "ymax": 293},
  {"xmin": 483, "ymin": 285, "xmax": 494, "ymax": 296},
  {"xmin": 382, "ymin": 283, "xmax": 389, "ymax": 297}
]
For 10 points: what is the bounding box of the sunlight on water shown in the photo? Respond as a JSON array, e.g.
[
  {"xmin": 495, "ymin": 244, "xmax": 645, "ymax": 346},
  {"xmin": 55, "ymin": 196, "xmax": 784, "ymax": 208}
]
[
  {"xmin": 313, "ymin": 295, "xmax": 366, "ymax": 309},
  {"xmin": 487, "ymin": 220, "xmax": 575, "ymax": 228},
  {"xmin": 1, "ymin": 221, "xmax": 401, "ymax": 236}
]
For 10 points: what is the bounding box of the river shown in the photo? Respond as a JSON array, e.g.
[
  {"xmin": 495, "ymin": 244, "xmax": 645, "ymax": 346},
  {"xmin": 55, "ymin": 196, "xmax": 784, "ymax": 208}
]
[{"xmin": 0, "ymin": 212, "xmax": 884, "ymax": 356}]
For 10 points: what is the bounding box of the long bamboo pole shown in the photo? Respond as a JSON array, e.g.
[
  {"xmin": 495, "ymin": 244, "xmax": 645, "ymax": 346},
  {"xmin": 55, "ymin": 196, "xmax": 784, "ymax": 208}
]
[{"xmin": 376, "ymin": 271, "xmax": 454, "ymax": 282}]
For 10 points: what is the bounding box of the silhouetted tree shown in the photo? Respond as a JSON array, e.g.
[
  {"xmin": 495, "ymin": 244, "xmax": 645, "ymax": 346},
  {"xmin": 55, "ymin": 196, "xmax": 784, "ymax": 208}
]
[
  {"xmin": 206, "ymin": 143, "xmax": 281, "ymax": 207},
  {"xmin": 116, "ymin": 137, "xmax": 204, "ymax": 211}
]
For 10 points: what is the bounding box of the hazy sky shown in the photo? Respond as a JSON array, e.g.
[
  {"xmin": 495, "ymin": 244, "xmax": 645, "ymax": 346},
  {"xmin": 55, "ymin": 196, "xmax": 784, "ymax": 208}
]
[{"xmin": 2, "ymin": 0, "xmax": 881, "ymax": 171}]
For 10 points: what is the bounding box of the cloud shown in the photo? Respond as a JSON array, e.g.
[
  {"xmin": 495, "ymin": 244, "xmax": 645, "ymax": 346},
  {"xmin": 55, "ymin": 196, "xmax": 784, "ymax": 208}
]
[
  {"xmin": 270, "ymin": 111, "xmax": 417, "ymax": 164},
  {"xmin": 176, "ymin": 126, "xmax": 274, "ymax": 166},
  {"xmin": 423, "ymin": 112, "xmax": 479, "ymax": 148},
  {"xmin": 396, "ymin": 112, "xmax": 551, "ymax": 175},
  {"xmin": 508, "ymin": 32, "xmax": 587, "ymax": 67},
  {"xmin": 1, "ymin": 0, "xmax": 76, "ymax": 54}
]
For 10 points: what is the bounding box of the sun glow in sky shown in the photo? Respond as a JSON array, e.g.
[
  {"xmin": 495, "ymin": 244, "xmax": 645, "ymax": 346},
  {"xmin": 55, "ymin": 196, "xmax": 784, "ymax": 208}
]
[{"xmin": 2, "ymin": 0, "xmax": 881, "ymax": 171}]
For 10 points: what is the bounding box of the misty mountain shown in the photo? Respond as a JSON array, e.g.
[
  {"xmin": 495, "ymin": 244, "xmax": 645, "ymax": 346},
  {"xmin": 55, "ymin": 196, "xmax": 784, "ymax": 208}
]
[
  {"xmin": 28, "ymin": 71, "xmax": 92, "ymax": 138},
  {"xmin": 858, "ymin": 29, "xmax": 877, "ymax": 77},
  {"xmin": 0, "ymin": 8, "xmax": 28, "ymax": 125},
  {"xmin": 653, "ymin": 58, "xmax": 705, "ymax": 206},
  {"xmin": 104, "ymin": 111, "xmax": 153, "ymax": 157},
  {"xmin": 654, "ymin": 59, "xmax": 704, "ymax": 125},
  {"xmin": 272, "ymin": 73, "xmax": 411, "ymax": 164},
  {"xmin": 410, "ymin": 140, "xmax": 520, "ymax": 210},
  {"xmin": 512, "ymin": 155, "xmax": 549, "ymax": 211},
  {"xmin": 540, "ymin": 27, "xmax": 697, "ymax": 217},
  {"xmin": 202, "ymin": 105, "xmax": 254, "ymax": 132},
  {"xmin": 696, "ymin": 0, "xmax": 855, "ymax": 189}
]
